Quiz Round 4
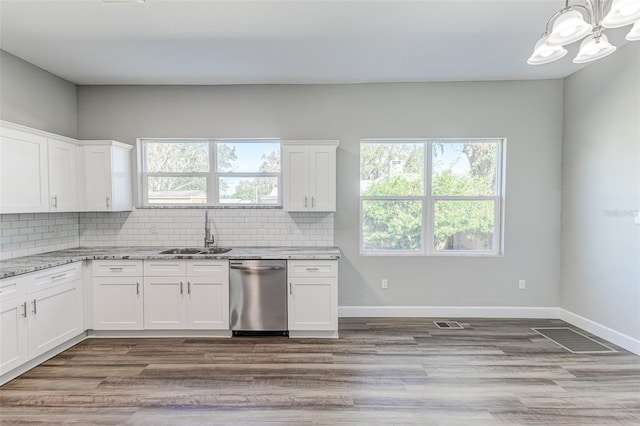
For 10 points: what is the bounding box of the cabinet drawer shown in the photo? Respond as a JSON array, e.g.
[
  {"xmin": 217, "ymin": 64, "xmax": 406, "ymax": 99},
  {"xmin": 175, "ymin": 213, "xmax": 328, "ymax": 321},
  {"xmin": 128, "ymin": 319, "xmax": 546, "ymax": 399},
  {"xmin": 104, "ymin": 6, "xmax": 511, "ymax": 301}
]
[
  {"xmin": 144, "ymin": 260, "xmax": 186, "ymax": 276},
  {"xmin": 92, "ymin": 260, "xmax": 143, "ymax": 277},
  {"xmin": 186, "ymin": 260, "xmax": 229, "ymax": 277},
  {"xmin": 0, "ymin": 274, "xmax": 29, "ymax": 303},
  {"xmin": 287, "ymin": 260, "xmax": 337, "ymax": 278},
  {"xmin": 27, "ymin": 263, "xmax": 82, "ymax": 294}
]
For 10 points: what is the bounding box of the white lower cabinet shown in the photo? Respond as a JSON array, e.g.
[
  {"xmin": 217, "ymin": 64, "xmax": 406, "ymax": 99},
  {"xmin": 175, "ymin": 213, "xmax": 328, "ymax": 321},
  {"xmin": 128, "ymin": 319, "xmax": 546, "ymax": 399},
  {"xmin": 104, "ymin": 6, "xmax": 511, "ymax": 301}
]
[
  {"xmin": 287, "ymin": 260, "xmax": 338, "ymax": 337},
  {"xmin": 143, "ymin": 260, "xmax": 229, "ymax": 330},
  {"xmin": 27, "ymin": 282, "xmax": 83, "ymax": 358},
  {"xmin": 92, "ymin": 260, "xmax": 144, "ymax": 330},
  {"xmin": 0, "ymin": 297, "xmax": 29, "ymax": 374},
  {"xmin": 0, "ymin": 263, "xmax": 84, "ymax": 377}
]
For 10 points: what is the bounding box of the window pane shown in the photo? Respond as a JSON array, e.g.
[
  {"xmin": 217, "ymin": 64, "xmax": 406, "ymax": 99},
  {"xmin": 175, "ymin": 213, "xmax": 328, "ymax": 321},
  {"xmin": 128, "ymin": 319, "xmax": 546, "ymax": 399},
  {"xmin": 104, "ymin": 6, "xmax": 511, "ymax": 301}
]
[
  {"xmin": 362, "ymin": 200, "xmax": 422, "ymax": 251},
  {"xmin": 217, "ymin": 142, "xmax": 281, "ymax": 173},
  {"xmin": 434, "ymin": 200, "xmax": 495, "ymax": 251},
  {"xmin": 360, "ymin": 143, "xmax": 424, "ymax": 196},
  {"xmin": 219, "ymin": 177, "xmax": 279, "ymax": 204},
  {"xmin": 432, "ymin": 142, "xmax": 498, "ymax": 196},
  {"xmin": 147, "ymin": 176, "xmax": 207, "ymax": 204},
  {"xmin": 145, "ymin": 142, "xmax": 209, "ymax": 173}
]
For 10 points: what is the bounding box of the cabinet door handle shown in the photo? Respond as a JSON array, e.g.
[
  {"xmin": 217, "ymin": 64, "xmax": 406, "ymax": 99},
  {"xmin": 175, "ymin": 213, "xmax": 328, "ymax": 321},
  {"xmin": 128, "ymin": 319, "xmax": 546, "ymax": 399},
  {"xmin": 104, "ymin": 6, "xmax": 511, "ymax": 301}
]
[
  {"xmin": 136, "ymin": 282, "xmax": 140, "ymax": 295},
  {"xmin": 52, "ymin": 195, "xmax": 58, "ymax": 208},
  {"xmin": 289, "ymin": 282, "xmax": 293, "ymax": 295},
  {"xmin": 50, "ymin": 273, "xmax": 67, "ymax": 280},
  {"xmin": 187, "ymin": 281, "xmax": 191, "ymax": 295},
  {"xmin": 180, "ymin": 281, "xmax": 183, "ymax": 295},
  {"xmin": 22, "ymin": 302, "xmax": 27, "ymax": 318},
  {"xmin": 311, "ymin": 196, "xmax": 315, "ymax": 208},
  {"xmin": 32, "ymin": 299, "xmax": 37, "ymax": 315},
  {"xmin": 106, "ymin": 196, "xmax": 111, "ymax": 209},
  {"xmin": 304, "ymin": 196, "xmax": 308, "ymax": 208}
]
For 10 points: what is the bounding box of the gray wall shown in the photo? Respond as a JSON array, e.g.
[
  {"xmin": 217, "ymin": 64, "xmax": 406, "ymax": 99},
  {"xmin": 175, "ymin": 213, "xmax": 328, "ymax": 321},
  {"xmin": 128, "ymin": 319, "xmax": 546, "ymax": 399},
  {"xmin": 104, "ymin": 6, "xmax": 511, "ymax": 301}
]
[
  {"xmin": 0, "ymin": 50, "xmax": 77, "ymax": 137},
  {"xmin": 78, "ymin": 81, "xmax": 564, "ymax": 308},
  {"xmin": 562, "ymin": 43, "xmax": 640, "ymax": 340}
]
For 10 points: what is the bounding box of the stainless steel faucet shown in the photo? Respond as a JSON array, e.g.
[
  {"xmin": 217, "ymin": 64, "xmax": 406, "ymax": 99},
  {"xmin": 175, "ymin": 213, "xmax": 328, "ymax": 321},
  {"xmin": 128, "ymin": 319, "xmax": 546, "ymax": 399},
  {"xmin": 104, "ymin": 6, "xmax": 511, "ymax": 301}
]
[{"xmin": 204, "ymin": 209, "xmax": 215, "ymax": 247}]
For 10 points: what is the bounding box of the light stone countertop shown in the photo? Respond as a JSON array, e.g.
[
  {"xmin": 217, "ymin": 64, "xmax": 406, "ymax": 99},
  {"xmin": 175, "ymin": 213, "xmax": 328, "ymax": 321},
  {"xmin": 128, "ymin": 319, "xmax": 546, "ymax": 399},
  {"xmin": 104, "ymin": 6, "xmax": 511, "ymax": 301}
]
[{"xmin": 0, "ymin": 246, "xmax": 341, "ymax": 279}]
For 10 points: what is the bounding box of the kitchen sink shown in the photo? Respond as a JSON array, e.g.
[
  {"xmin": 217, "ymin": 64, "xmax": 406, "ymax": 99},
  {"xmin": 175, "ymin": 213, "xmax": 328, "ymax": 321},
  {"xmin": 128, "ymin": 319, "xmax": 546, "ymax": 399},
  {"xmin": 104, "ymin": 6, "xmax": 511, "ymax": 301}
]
[
  {"xmin": 199, "ymin": 247, "xmax": 232, "ymax": 254},
  {"xmin": 158, "ymin": 247, "xmax": 231, "ymax": 255}
]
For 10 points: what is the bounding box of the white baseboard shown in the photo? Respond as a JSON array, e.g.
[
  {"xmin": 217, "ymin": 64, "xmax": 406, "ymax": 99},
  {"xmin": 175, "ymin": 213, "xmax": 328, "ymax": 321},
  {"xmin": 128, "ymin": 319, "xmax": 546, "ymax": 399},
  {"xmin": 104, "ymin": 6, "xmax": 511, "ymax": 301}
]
[
  {"xmin": 559, "ymin": 309, "xmax": 640, "ymax": 356},
  {"xmin": 339, "ymin": 305, "xmax": 560, "ymax": 319}
]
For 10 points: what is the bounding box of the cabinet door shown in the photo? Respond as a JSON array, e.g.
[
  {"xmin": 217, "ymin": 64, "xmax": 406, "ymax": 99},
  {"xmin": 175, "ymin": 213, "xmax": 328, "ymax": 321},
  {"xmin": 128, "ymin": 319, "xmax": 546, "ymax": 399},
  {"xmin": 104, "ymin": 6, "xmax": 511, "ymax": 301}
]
[
  {"xmin": 83, "ymin": 146, "xmax": 113, "ymax": 211},
  {"xmin": 27, "ymin": 281, "xmax": 83, "ymax": 358},
  {"xmin": 308, "ymin": 145, "xmax": 336, "ymax": 212},
  {"xmin": 186, "ymin": 276, "xmax": 229, "ymax": 330},
  {"xmin": 48, "ymin": 138, "xmax": 78, "ymax": 212},
  {"xmin": 288, "ymin": 277, "xmax": 338, "ymax": 331},
  {"xmin": 0, "ymin": 297, "xmax": 28, "ymax": 375},
  {"xmin": 93, "ymin": 277, "xmax": 143, "ymax": 330},
  {"xmin": 143, "ymin": 277, "xmax": 186, "ymax": 329},
  {"xmin": 110, "ymin": 146, "xmax": 132, "ymax": 212},
  {"xmin": 282, "ymin": 145, "xmax": 310, "ymax": 211},
  {"xmin": 0, "ymin": 127, "xmax": 49, "ymax": 213}
]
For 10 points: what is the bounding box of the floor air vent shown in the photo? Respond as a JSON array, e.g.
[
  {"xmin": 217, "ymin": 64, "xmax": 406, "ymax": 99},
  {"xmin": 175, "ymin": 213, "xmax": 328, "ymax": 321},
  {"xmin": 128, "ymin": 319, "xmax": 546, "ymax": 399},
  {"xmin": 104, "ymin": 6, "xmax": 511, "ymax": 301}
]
[
  {"xmin": 434, "ymin": 321, "xmax": 464, "ymax": 329},
  {"xmin": 532, "ymin": 327, "xmax": 616, "ymax": 354}
]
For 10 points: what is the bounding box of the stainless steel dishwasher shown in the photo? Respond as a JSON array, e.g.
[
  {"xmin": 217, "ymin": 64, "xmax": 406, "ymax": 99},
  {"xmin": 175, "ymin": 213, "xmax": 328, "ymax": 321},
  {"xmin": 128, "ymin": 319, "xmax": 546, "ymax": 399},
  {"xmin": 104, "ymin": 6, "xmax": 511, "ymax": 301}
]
[{"xmin": 229, "ymin": 260, "xmax": 288, "ymax": 335}]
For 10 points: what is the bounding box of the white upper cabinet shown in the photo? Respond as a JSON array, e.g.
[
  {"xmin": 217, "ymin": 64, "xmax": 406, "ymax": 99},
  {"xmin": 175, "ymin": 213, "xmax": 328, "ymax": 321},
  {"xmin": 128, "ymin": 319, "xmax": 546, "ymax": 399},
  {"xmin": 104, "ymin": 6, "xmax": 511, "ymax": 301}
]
[
  {"xmin": 48, "ymin": 137, "xmax": 79, "ymax": 212},
  {"xmin": 1, "ymin": 122, "xmax": 134, "ymax": 214},
  {"xmin": 83, "ymin": 141, "xmax": 133, "ymax": 212},
  {"xmin": 282, "ymin": 141, "xmax": 338, "ymax": 212},
  {"xmin": 0, "ymin": 125, "xmax": 49, "ymax": 213}
]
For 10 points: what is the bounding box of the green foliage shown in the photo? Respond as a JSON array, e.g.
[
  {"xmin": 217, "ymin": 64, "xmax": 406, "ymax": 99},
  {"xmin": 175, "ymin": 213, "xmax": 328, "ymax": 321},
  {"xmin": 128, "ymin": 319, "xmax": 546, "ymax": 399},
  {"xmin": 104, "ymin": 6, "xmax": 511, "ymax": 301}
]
[{"xmin": 362, "ymin": 176, "xmax": 423, "ymax": 250}]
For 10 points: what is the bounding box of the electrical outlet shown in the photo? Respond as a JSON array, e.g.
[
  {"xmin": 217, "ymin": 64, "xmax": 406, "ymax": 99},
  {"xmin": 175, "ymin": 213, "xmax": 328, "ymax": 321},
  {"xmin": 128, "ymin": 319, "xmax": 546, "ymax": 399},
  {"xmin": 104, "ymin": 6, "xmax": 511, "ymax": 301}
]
[
  {"xmin": 381, "ymin": 279, "xmax": 388, "ymax": 289},
  {"xmin": 519, "ymin": 279, "xmax": 526, "ymax": 289}
]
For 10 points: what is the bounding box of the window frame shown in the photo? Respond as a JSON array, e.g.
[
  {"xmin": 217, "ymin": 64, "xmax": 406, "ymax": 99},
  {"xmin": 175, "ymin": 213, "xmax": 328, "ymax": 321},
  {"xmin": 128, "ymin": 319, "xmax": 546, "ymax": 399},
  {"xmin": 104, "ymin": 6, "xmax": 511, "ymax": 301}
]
[
  {"xmin": 359, "ymin": 138, "xmax": 505, "ymax": 257},
  {"xmin": 138, "ymin": 138, "xmax": 282, "ymax": 207}
]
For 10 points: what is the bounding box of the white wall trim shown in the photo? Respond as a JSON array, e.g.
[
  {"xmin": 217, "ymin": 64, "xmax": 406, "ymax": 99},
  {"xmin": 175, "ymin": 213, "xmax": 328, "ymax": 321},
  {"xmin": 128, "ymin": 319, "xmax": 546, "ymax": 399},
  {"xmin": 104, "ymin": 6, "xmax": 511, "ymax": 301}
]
[
  {"xmin": 559, "ymin": 308, "xmax": 640, "ymax": 356},
  {"xmin": 339, "ymin": 306, "xmax": 560, "ymax": 319}
]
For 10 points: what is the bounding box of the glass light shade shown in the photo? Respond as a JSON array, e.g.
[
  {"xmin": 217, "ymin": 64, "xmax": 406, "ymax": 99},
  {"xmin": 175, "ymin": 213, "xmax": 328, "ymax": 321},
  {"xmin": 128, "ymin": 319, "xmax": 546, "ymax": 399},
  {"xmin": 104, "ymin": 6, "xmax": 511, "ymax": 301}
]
[
  {"xmin": 626, "ymin": 20, "xmax": 640, "ymax": 40},
  {"xmin": 573, "ymin": 33, "xmax": 617, "ymax": 63},
  {"xmin": 527, "ymin": 35, "xmax": 568, "ymax": 65},
  {"xmin": 547, "ymin": 10, "xmax": 593, "ymax": 46},
  {"xmin": 602, "ymin": 0, "xmax": 640, "ymax": 28}
]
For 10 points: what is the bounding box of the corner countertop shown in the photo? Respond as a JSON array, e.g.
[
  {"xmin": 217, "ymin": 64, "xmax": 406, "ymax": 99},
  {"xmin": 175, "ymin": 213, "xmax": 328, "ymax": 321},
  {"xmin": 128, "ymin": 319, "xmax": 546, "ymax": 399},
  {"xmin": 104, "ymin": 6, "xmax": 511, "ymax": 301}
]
[{"xmin": 0, "ymin": 246, "xmax": 341, "ymax": 279}]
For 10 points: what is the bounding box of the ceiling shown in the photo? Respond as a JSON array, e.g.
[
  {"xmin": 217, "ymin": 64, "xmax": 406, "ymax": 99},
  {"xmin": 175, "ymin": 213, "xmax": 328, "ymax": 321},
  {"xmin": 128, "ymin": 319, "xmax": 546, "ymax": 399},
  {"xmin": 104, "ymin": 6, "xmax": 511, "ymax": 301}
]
[{"xmin": 0, "ymin": 0, "xmax": 634, "ymax": 85}]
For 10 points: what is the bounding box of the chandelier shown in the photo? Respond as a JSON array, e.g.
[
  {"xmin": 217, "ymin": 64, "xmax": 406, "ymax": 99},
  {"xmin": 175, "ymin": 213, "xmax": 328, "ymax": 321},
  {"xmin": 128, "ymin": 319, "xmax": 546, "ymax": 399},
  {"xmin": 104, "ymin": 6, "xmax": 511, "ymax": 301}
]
[{"xmin": 528, "ymin": 0, "xmax": 640, "ymax": 65}]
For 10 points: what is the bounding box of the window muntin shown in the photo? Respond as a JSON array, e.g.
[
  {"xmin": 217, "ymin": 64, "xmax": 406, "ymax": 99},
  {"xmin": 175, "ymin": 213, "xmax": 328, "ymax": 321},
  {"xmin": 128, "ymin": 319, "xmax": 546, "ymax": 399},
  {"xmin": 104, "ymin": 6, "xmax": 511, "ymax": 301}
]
[
  {"xmin": 140, "ymin": 139, "xmax": 281, "ymax": 207},
  {"xmin": 360, "ymin": 139, "xmax": 503, "ymax": 256}
]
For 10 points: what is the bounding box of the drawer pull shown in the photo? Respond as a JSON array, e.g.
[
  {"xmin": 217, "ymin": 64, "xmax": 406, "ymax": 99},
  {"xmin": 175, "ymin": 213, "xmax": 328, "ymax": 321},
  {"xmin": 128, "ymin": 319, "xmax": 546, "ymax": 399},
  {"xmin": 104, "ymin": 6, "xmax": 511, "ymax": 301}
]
[
  {"xmin": 305, "ymin": 268, "xmax": 320, "ymax": 271},
  {"xmin": 109, "ymin": 267, "xmax": 124, "ymax": 271},
  {"xmin": 50, "ymin": 274, "xmax": 67, "ymax": 280}
]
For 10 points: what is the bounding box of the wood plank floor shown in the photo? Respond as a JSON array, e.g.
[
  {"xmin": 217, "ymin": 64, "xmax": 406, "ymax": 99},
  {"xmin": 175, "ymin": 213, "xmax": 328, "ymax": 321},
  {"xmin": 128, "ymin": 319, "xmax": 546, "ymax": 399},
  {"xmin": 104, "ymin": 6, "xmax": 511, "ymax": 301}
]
[{"xmin": 1, "ymin": 318, "xmax": 639, "ymax": 425}]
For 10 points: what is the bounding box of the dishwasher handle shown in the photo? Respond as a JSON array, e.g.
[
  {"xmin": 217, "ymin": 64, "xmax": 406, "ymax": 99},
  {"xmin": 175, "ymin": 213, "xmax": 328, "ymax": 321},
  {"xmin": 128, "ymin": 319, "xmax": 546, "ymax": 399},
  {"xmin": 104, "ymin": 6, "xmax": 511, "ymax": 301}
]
[{"xmin": 230, "ymin": 264, "xmax": 285, "ymax": 271}]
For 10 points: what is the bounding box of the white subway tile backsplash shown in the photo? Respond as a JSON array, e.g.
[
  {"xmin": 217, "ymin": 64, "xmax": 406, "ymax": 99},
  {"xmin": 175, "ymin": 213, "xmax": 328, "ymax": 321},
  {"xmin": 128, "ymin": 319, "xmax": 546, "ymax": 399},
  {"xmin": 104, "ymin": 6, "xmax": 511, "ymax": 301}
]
[{"xmin": 0, "ymin": 208, "xmax": 334, "ymax": 259}]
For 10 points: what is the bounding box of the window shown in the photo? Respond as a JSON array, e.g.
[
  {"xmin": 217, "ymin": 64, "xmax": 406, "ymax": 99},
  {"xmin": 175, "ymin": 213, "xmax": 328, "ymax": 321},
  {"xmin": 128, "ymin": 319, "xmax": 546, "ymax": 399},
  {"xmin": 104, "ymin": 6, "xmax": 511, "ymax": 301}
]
[
  {"xmin": 360, "ymin": 139, "xmax": 503, "ymax": 255},
  {"xmin": 140, "ymin": 139, "xmax": 280, "ymax": 207}
]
